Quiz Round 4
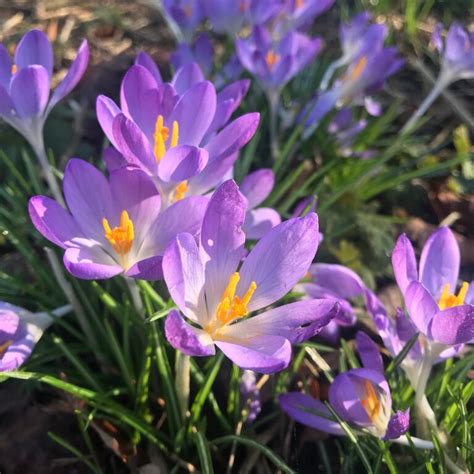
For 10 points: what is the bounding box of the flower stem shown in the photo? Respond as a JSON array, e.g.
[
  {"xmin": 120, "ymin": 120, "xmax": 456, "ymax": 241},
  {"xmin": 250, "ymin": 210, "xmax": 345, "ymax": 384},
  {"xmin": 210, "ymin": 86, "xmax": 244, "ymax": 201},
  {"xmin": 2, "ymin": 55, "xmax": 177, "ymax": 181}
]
[
  {"xmin": 394, "ymin": 435, "xmax": 434, "ymax": 450},
  {"xmin": 30, "ymin": 131, "xmax": 65, "ymax": 206},
  {"xmin": 175, "ymin": 352, "xmax": 190, "ymax": 421},
  {"xmin": 267, "ymin": 90, "xmax": 280, "ymax": 162},
  {"xmin": 125, "ymin": 278, "xmax": 144, "ymax": 317}
]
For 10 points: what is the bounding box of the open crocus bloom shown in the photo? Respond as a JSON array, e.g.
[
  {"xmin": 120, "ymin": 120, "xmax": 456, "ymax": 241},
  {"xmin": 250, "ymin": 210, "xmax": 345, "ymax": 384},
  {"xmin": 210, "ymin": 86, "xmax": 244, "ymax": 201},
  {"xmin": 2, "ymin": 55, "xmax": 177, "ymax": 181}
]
[
  {"xmin": 97, "ymin": 58, "xmax": 258, "ymax": 208},
  {"xmin": 29, "ymin": 159, "xmax": 208, "ymax": 280},
  {"xmin": 297, "ymin": 263, "xmax": 365, "ymax": 343},
  {"xmin": 163, "ymin": 180, "xmax": 338, "ymax": 373},
  {"xmin": 236, "ymin": 26, "xmax": 322, "ymax": 92},
  {"xmin": 163, "ymin": 0, "xmax": 204, "ymax": 41},
  {"xmin": 0, "ymin": 29, "xmax": 89, "ymax": 146},
  {"xmin": 432, "ymin": 23, "xmax": 474, "ymax": 87},
  {"xmin": 0, "ymin": 302, "xmax": 66, "ymax": 371},
  {"xmin": 239, "ymin": 169, "xmax": 280, "ymax": 239},
  {"xmin": 280, "ymin": 332, "xmax": 409, "ymax": 440},
  {"xmin": 392, "ymin": 227, "xmax": 474, "ymax": 348}
]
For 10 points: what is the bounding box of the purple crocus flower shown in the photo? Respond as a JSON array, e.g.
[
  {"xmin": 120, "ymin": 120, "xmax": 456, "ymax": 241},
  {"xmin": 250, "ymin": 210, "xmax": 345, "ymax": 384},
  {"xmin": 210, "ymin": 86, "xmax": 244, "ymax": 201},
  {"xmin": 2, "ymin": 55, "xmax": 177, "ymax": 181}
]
[
  {"xmin": 0, "ymin": 302, "xmax": 70, "ymax": 371},
  {"xmin": 171, "ymin": 33, "xmax": 213, "ymax": 77},
  {"xmin": 280, "ymin": 331, "xmax": 409, "ymax": 440},
  {"xmin": 236, "ymin": 26, "xmax": 322, "ymax": 93},
  {"xmin": 239, "ymin": 169, "xmax": 281, "ymax": 239},
  {"xmin": 297, "ymin": 263, "xmax": 365, "ymax": 343},
  {"xmin": 0, "ymin": 29, "xmax": 89, "ymax": 149},
  {"xmin": 163, "ymin": 180, "xmax": 338, "ymax": 373},
  {"xmin": 29, "ymin": 159, "xmax": 208, "ymax": 280},
  {"xmin": 163, "ymin": 0, "xmax": 204, "ymax": 41},
  {"xmin": 278, "ymin": 0, "xmax": 335, "ymax": 34},
  {"xmin": 97, "ymin": 57, "xmax": 257, "ymax": 208},
  {"xmin": 240, "ymin": 370, "xmax": 261, "ymax": 423},
  {"xmin": 215, "ymin": 54, "xmax": 244, "ymax": 90}
]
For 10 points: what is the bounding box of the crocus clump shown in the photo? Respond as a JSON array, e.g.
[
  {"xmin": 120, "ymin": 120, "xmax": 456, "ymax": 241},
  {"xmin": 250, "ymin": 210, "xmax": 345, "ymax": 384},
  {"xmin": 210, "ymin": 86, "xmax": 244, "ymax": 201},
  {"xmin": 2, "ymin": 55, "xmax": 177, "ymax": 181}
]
[
  {"xmin": 163, "ymin": 180, "xmax": 338, "ymax": 373},
  {"xmin": 29, "ymin": 159, "xmax": 208, "ymax": 280},
  {"xmin": 97, "ymin": 57, "xmax": 258, "ymax": 208},
  {"xmin": 0, "ymin": 29, "xmax": 89, "ymax": 149},
  {"xmin": 239, "ymin": 169, "xmax": 281, "ymax": 239},
  {"xmin": 280, "ymin": 331, "xmax": 409, "ymax": 440}
]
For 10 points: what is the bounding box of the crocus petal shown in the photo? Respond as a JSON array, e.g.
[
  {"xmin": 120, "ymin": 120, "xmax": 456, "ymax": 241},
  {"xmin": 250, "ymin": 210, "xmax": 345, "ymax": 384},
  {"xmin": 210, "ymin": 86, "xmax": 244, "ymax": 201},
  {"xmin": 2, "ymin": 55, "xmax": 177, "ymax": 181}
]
[
  {"xmin": 355, "ymin": 331, "xmax": 384, "ymax": 374},
  {"xmin": 0, "ymin": 83, "xmax": 16, "ymax": 120},
  {"xmin": 384, "ymin": 409, "xmax": 410, "ymax": 440},
  {"xmin": 309, "ymin": 263, "xmax": 365, "ymax": 299},
  {"xmin": 428, "ymin": 305, "xmax": 474, "ymax": 345},
  {"xmin": 239, "ymin": 169, "xmax": 275, "ymax": 209},
  {"xmin": 63, "ymin": 159, "xmax": 114, "ymax": 243},
  {"xmin": 238, "ymin": 213, "xmax": 319, "ymax": 312},
  {"xmin": 125, "ymin": 256, "xmax": 163, "ymax": 280},
  {"xmin": 404, "ymin": 281, "xmax": 439, "ymax": 335},
  {"xmin": 200, "ymin": 180, "xmax": 247, "ymax": 319},
  {"xmin": 96, "ymin": 95, "xmax": 122, "ymax": 148},
  {"xmin": 0, "ymin": 44, "xmax": 12, "ymax": 89},
  {"xmin": 242, "ymin": 207, "xmax": 281, "ymax": 240},
  {"xmin": 171, "ymin": 63, "xmax": 205, "ymax": 95},
  {"xmin": 391, "ymin": 234, "xmax": 418, "ymax": 295},
  {"xmin": 279, "ymin": 393, "xmax": 344, "ymax": 435},
  {"xmin": 419, "ymin": 226, "xmax": 460, "ymax": 299},
  {"xmin": 169, "ymin": 81, "xmax": 217, "ymax": 146},
  {"xmin": 135, "ymin": 51, "xmax": 162, "ymax": 85},
  {"xmin": 158, "ymin": 145, "xmax": 209, "ymax": 182},
  {"xmin": 15, "ymin": 30, "xmax": 53, "ymax": 77},
  {"xmin": 103, "ymin": 147, "xmax": 128, "ymax": 173},
  {"xmin": 164, "ymin": 310, "xmax": 215, "ymax": 356},
  {"xmin": 48, "ymin": 40, "xmax": 89, "ymax": 111},
  {"xmin": 28, "ymin": 195, "xmax": 83, "ymax": 249},
  {"xmin": 163, "ymin": 233, "xmax": 206, "ymax": 323},
  {"xmin": 1, "ymin": 334, "xmax": 35, "ymax": 372},
  {"xmin": 215, "ymin": 335, "xmax": 292, "ymax": 374},
  {"xmin": 64, "ymin": 247, "xmax": 123, "ymax": 279},
  {"xmin": 221, "ymin": 299, "xmax": 338, "ymax": 343},
  {"xmin": 10, "ymin": 65, "xmax": 50, "ymax": 118}
]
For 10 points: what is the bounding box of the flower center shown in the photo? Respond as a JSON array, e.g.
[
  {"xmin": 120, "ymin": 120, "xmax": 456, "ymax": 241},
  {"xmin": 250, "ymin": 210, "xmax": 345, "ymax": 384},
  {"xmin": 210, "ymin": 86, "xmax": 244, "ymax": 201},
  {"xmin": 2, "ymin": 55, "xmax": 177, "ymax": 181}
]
[
  {"xmin": 295, "ymin": 0, "xmax": 304, "ymax": 9},
  {"xmin": 154, "ymin": 114, "xmax": 179, "ymax": 162},
  {"xmin": 265, "ymin": 51, "xmax": 280, "ymax": 71},
  {"xmin": 438, "ymin": 282, "xmax": 469, "ymax": 310},
  {"xmin": 0, "ymin": 339, "xmax": 13, "ymax": 358},
  {"xmin": 350, "ymin": 55, "xmax": 367, "ymax": 81},
  {"xmin": 360, "ymin": 379, "xmax": 381, "ymax": 422},
  {"xmin": 11, "ymin": 64, "xmax": 17, "ymax": 74},
  {"xmin": 213, "ymin": 272, "xmax": 257, "ymax": 329},
  {"xmin": 183, "ymin": 4, "xmax": 192, "ymax": 17},
  {"xmin": 102, "ymin": 210, "xmax": 134, "ymax": 267},
  {"xmin": 173, "ymin": 180, "xmax": 188, "ymax": 202}
]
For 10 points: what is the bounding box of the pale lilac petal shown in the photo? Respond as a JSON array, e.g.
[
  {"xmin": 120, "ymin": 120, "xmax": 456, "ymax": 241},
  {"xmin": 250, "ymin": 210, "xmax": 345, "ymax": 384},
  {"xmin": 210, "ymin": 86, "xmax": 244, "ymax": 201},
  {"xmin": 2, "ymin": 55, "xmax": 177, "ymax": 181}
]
[
  {"xmin": 135, "ymin": 52, "xmax": 162, "ymax": 85},
  {"xmin": 103, "ymin": 147, "xmax": 127, "ymax": 173},
  {"xmin": 0, "ymin": 44, "xmax": 12, "ymax": 89},
  {"xmin": 240, "ymin": 169, "xmax": 275, "ymax": 209},
  {"xmin": 171, "ymin": 63, "xmax": 205, "ymax": 95},
  {"xmin": 466, "ymin": 282, "xmax": 474, "ymax": 305},
  {"xmin": 10, "ymin": 65, "xmax": 49, "ymax": 118},
  {"xmin": 15, "ymin": 30, "xmax": 53, "ymax": 77},
  {"xmin": 63, "ymin": 246, "xmax": 123, "ymax": 279},
  {"xmin": 96, "ymin": 95, "xmax": 121, "ymax": 148},
  {"xmin": 221, "ymin": 299, "xmax": 338, "ymax": 343},
  {"xmin": 63, "ymin": 159, "xmax": 114, "ymax": 243},
  {"xmin": 419, "ymin": 227, "xmax": 460, "ymax": 299},
  {"xmin": 309, "ymin": 263, "xmax": 365, "ymax": 299},
  {"xmin": 163, "ymin": 233, "xmax": 206, "ymax": 323},
  {"xmin": 125, "ymin": 256, "xmax": 163, "ymax": 280},
  {"xmin": 238, "ymin": 213, "xmax": 319, "ymax": 312},
  {"xmin": 384, "ymin": 409, "xmax": 410, "ymax": 440},
  {"xmin": 29, "ymin": 195, "xmax": 83, "ymax": 249},
  {"xmin": 355, "ymin": 331, "xmax": 383, "ymax": 373},
  {"xmin": 158, "ymin": 145, "xmax": 209, "ymax": 182},
  {"xmin": 279, "ymin": 393, "xmax": 344, "ymax": 435},
  {"xmin": 215, "ymin": 335, "xmax": 292, "ymax": 373},
  {"xmin": 0, "ymin": 83, "xmax": 16, "ymax": 120},
  {"xmin": 48, "ymin": 40, "xmax": 89, "ymax": 110},
  {"xmin": 169, "ymin": 81, "xmax": 217, "ymax": 146},
  {"xmin": 165, "ymin": 310, "xmax": 215, "ymax": 356},
  {"xmin": 429, "ymin": 305, "xmax": 474, "ymax": 345},
  {"xmin": 201, "ymin": 180, "xmax": 247, "ymax": 318},
  {"xmin": 404, "ymin": 281, "xmax": 438, "ymax": 335},
  {"xmin": 243, "ymin": 207, "xmax": 281, "ymax": 240},
  {"xmin": 392, "ymin": 234, "xmax": 418, "ymax": 295}
]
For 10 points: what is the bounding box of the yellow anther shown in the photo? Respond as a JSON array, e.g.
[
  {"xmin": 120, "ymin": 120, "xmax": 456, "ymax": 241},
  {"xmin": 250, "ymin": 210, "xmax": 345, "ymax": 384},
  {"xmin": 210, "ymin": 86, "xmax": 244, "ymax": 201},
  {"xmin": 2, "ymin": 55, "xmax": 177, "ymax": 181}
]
[
  {"xmin": 0, "ymin": 339, "xmax": 13, "ymax": 358},
  {"xmin": 102, "ymin": 210, "xmax": 134, "ymax": 259},
  {"xmin": 153, "ymin": 115, "xmax": 179, "ymax": 162},
  {"xmin": 438, "ymin": 282, "xmax": 469, "ymax": 310},
  {"xmin": 265, "ymin": 51, "xmax": 280, "ymax": 71},
  {"xmin": 215, "ymin": 272, "xmax": 257, "ymax": 326},
  {"xmin": 351, "ymin": 55, "xmax": 367, "ymax": 80},
  {"xmin": 11, "ymin": 64, "xmax": 17, "ymax": 74},
  {"xmin": 295, "ymin": 0, "xmax": 304, "ymax": 9},
  {"xmin": 361, "ymin": 379, "xmax": 381, "ymax": 422},
  {"xmin": 173, "ymin": 180, "xmax": 188, "ymax": 202}
]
